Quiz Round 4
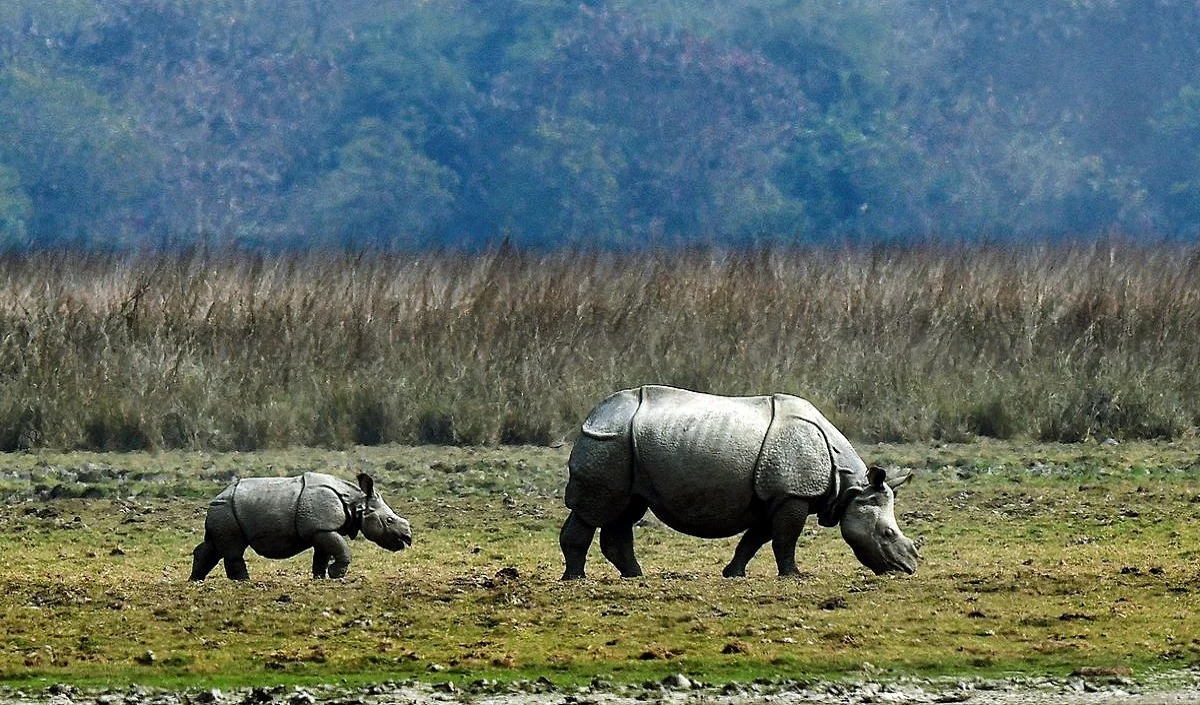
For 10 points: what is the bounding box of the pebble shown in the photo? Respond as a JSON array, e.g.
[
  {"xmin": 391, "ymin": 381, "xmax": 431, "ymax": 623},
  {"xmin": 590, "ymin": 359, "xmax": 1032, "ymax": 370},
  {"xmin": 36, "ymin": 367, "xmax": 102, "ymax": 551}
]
[{"xmin": 661, "ymin": 674, "xmax": 691, "ymax": 691}]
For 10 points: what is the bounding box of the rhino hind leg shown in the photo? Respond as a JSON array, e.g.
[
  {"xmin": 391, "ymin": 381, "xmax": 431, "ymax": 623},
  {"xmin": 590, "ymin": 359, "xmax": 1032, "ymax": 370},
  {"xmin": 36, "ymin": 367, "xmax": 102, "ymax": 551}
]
[
  {"xmin": 199, "ymin": 500, "xmax": 250, "ymax": 580},
  {"xmin": 190, "ymin": 540, "xmax": 220, "ymax": 581},
  {"xmin": 559, "ymin": 511, "xmax": 596, "ymax": 580},
  {"xmin": 599, "ymin": 498, "xmax": 647, "ymax": 578},
  {"xmin": 564, "ymin": 432, "xmax": 635, "ymax": 528},
  {"xmin": 722, "ymin": 525, "xmax": 771, "ymax": 578},
  {"xmin": 312, "ymin": 549, "xmax": 331, "ymax": 578},
  {"xmin": 213, "ymin": 528, "xmax": 251, "ymax": 580},
  {"xmin": 223, "ymin": 551, "xmax": 250, "ymax": 580}
]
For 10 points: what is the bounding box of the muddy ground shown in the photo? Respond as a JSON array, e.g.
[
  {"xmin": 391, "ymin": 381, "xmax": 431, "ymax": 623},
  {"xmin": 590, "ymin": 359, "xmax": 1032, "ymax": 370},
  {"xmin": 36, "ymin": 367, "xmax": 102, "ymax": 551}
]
[{"xmin": 5, "ymin": 670, "xmax": 1200, "ymax": 705}]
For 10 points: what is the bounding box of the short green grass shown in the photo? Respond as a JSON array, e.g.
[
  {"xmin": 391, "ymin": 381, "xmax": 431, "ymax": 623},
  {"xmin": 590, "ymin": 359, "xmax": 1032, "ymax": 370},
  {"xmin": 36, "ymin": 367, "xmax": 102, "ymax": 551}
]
[{"xmin": 1, "ymin": 441, "xmax": 1198, "ymax": 689}]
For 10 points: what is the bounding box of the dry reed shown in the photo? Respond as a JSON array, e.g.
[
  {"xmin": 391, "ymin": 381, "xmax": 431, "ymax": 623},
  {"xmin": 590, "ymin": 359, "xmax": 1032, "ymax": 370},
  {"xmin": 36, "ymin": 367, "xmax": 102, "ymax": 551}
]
[{"xmin": 1, "ymin": 240, "xmax": 1197, "ymax": 451}]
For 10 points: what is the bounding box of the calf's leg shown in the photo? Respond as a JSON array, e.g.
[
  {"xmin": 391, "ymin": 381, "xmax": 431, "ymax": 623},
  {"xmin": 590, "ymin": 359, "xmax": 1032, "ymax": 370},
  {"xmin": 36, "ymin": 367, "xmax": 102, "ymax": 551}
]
[
  {"xmin": 204, "ymin": 506, "xmax": 249, "ymax": 580},
  {"xmin": 190, "ymin": 540, "xmax": 220, "ymax": 581},
  {"xmin": 312, "ymin": 532, "xmax": 352, "ymax": 578},
  {"xmin": 223, "ymin": 549, "xmax": 250, "ymax": 580},
  {"xmin": 312, "ymin": 549, "xmax": 331, "ymax": 578}
]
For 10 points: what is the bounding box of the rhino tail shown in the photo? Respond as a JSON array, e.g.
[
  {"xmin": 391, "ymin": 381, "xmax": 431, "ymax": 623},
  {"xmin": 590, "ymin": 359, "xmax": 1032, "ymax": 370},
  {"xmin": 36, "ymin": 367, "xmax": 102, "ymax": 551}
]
[
  {"xmin": 754, "ymin": 394, "xmax": 838, "ymax": 512},
  {"xmin": 580, "ymin": 387, "xmax": 642, "ymax": 440}
]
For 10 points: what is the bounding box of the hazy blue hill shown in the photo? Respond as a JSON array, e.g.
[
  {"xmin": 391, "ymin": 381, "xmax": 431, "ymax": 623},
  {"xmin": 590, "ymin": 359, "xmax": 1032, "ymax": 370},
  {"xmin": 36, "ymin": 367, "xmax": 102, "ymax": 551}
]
[{"xmin": 1, "ymin": 1, "xmax": 1198, "ymax": 251}]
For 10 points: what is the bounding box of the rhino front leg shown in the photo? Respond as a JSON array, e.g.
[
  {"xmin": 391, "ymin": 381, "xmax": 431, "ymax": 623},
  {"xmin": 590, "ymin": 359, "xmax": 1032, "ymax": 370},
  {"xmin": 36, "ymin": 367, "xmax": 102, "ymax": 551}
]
[
  {"xmin": 559, "ymin": 511, "xmax": 596, "ymax": 580},
  {"xmin": 312, "ymin": 531, "xmax": 352, "ymax": 578},
  {"xmin": 770, "ymin": 497, "xmax": 811, "ymax": 577},
  {"xmin": 190, "ymin": 540, "xmax": 221, "ymax": 581},
  {"xmin": 723, "ymin": 525, "xmax": 771, "ymax": 577}
]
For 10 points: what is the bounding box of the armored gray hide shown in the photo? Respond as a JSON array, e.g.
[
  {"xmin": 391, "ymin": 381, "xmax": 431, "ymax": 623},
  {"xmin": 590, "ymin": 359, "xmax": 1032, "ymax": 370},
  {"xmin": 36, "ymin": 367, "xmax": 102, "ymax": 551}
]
[
  {"xmin": 560, "ymin": 385, "xmax": 918, "ymax": 579},
  {"xmin": 190, "ymin": 471, "xmax": 411, "ymax": 580}
]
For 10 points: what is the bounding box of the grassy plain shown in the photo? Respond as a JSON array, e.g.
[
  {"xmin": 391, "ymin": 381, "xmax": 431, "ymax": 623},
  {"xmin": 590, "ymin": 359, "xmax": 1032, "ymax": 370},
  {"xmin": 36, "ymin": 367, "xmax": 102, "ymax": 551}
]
[{"xmin": 1, "ymin": 441, "xmax": 1198, "ymax": 689}]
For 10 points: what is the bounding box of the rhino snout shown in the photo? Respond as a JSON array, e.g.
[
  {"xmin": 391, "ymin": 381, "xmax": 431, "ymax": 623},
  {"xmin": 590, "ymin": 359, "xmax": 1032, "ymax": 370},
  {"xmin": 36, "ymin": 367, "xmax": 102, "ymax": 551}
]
[
  {"xmin": 377, "ymin": 532, "xmax": 412, "ymax": 552},
  {"xmin": 882, "ymin": 537, "xmax": 919, "ymax": 575},
  {"xmin": 385, "ymin": 519, "xmax": 413, "ymax": 552},
  {"xmin": 364, "ymin": 514, "xmax": 412, "ymax": 552}
]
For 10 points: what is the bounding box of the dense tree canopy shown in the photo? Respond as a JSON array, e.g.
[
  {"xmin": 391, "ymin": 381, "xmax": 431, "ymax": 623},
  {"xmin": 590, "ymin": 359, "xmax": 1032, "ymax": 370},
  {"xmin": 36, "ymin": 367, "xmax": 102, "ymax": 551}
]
[{"xmin": 1, "ymin": 0, "xmax": 1199, "ymax": 250}]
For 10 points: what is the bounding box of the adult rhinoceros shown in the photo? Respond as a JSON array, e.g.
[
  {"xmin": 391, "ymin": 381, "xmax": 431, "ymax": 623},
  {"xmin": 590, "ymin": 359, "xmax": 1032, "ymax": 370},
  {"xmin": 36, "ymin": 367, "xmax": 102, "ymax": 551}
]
[
  {"xmin": 190, "ymin": 472, "xmax": 411, "ymax": 580},
  {"xmin": 560, "ymin": 385, "xmax": 918, "ymax": 579}
]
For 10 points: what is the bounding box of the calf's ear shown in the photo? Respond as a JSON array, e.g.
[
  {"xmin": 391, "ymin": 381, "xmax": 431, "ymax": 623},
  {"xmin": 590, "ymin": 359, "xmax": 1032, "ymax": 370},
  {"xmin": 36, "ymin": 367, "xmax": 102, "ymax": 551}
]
[{"xmin": 356, "ymin": 472, "xmax": 375, "ymax": 497}]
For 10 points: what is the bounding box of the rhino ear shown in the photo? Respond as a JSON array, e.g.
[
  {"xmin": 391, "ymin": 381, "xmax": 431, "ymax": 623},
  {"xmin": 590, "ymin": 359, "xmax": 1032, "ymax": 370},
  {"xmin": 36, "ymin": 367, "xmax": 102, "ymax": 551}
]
[
  {"xmin": 356, "ymin": 472, "xmax": 375, "ymax": 497},
  {"xmin": 867, "ymin": 465, "xmax": 887, "ymax": 488},
  {"xmin": 885, "ymin": 469, "xmax": 913, "ymax": 493}
]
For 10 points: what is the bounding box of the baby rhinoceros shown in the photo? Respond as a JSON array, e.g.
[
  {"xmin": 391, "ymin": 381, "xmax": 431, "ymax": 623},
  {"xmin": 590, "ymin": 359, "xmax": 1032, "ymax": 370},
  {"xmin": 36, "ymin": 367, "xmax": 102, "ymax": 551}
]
[
  {"xmin": 190, "ymin": 472, "xmax": 411, "ymax": 581},
  {"xmin": 561, "ymin": 385, "xmax": 919, "ymax": 579}
]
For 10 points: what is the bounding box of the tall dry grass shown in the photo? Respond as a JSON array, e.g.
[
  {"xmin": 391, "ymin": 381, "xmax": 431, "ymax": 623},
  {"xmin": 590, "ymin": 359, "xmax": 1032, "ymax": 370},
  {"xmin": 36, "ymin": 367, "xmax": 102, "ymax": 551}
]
[{"xmin": 1, "ymin": 241, "xmax": 1198, "ymax": 451}]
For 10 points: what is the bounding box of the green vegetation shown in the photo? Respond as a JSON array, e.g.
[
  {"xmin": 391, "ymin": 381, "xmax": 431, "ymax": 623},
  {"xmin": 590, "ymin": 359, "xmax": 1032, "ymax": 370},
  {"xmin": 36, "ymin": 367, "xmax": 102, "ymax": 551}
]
[
  {"xmin": 0, "ymin": 441, "xmax": 1198, "ymax": 688},
  {"xmin": 2, "ymin": 243, "xmax": 1199, "ymax": 451},
  {"xmin": 2, "ymin": 2, "xmax": 1200, "ymax": 248}
]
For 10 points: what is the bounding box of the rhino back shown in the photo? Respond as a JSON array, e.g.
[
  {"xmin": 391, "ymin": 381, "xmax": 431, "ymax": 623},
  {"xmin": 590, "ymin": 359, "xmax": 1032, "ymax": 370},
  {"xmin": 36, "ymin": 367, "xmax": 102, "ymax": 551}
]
[{"xmin": 630, "ymin": 386, "xmax": 771, "ymax": 536}]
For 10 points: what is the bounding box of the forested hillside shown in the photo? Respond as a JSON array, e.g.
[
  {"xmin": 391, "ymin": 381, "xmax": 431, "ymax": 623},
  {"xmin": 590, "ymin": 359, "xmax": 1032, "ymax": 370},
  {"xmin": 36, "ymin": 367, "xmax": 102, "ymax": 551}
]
[{"xmin": 2, "ymin": 1, "xmax": 1199, "ymax": 250}]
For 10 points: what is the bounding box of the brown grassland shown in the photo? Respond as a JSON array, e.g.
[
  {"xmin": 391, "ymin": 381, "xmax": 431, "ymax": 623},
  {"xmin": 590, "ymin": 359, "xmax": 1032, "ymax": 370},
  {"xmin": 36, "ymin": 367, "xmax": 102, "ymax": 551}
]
[{"xmin": 1, "ymin": 240, "xmax": 1199, "ymax": 451}]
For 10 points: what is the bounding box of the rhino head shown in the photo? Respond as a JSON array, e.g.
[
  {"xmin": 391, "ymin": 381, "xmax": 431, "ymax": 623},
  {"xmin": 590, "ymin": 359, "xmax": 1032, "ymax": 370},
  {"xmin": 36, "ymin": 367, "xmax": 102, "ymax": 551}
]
[
  {"xmin": 355, "ymin": 473, "xmax": 413, "ymax": 552},
  {"xmin": 837, "ymin": 466, "xmax": 918, "ymax": 575}
]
